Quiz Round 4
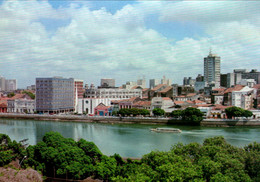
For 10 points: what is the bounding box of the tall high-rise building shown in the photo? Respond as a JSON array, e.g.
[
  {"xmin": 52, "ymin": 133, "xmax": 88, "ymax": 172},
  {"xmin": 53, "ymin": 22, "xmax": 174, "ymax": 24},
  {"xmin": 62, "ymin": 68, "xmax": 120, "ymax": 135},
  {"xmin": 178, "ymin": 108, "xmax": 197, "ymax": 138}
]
[
  {"xmin": 204, "ymin": 51, "xmax": 221, "ymax": 87},
  {"xmin": 5, "ymin": 79, "xmax": 17, "ymax": 91},
  {"xmin": 36, "ymin": 77, "xmax": 74, "ymax": 113},
  {"xmin": 0, "ymin": 76, "xmax": 5, "ymax": 91},
  {"xmin": 149, "ymin": 79, "xmax": 160, "ymax": 89}
]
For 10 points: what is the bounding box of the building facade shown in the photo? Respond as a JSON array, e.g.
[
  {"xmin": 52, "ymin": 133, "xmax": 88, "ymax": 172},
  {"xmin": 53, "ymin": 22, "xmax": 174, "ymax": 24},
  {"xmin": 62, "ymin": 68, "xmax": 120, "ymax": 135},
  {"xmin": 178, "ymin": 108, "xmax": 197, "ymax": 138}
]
[
  {"xmin": 77, "ymin": 98, "xmax": 112, "ymax": 115},
  {"xmin": 231, "ymin": 86, "xmax": 255, "ymax": 109},
  {"xmin": 36, "ymin": 77, "xmax": 74, "ymax": 113},
  {"xmin": 7, "ymin": 99, "xmax": 35, "ymax": 113},
  {"xmin": 85, "ymin": 87, "xmax": 142, "ymax": 99},
  {"xmin": 204, "ymin": 52, "xmax": 221, "ymax": 88}
]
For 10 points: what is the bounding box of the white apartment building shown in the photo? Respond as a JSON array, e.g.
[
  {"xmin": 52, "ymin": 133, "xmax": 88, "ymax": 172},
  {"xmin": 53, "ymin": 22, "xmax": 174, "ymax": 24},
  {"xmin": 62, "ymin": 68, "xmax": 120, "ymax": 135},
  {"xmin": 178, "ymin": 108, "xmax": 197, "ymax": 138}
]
[
  {"xmin": 232, "ymin": 86, "xmax": 255, "ymax": 109},
  {"xmin": 7, "ymin": 99, "xmax": 35, "ymax": 113},
  {"xmin": 85, "ymin": 88, "xmax": 142, "ymax": 99},
  {"xmin": 77, "ymin": 98, "xmax": 111, "ymax": 115}
]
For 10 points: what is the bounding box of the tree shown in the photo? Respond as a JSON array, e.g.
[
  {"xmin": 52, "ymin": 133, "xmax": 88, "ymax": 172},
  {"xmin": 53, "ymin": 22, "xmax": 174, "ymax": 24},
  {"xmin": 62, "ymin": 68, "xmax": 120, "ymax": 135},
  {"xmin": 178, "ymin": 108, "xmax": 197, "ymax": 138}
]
[
  {"xmin": 225, "ymin": 106, "xmax": 253, "ymax": 119},
  {"xmin": 7, "ymin": 92, "xmax": 15, "ymax": 98},
  {"xmin": 170, "ymin": 110, "xmax": 183, "ymax": 118},
  {"xmin": 152, "ymin": 108, "xmax": 165, "ymax": 116},
  {"xmin": 181, "ymin": 107, "xmax": 204, "ymax": 125},
  {"xmin": 243, "ymin": 110, "xmax": 253, "ymax": 118},
  {"xmin": 22, "ymin": 91, "xmax": 35, "ymax": 99},
  {"xmin": 139, "ymin": 109, "xmax": 150, "ymax": 116}
]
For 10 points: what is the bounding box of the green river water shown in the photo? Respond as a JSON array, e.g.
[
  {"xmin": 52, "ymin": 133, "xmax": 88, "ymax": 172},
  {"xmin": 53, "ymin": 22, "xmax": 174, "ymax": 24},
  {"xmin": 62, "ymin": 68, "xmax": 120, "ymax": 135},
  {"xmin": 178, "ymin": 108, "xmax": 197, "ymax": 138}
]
[{"xmin": 0, "ymin": 118, "xmax": 259, "ymax": 158}]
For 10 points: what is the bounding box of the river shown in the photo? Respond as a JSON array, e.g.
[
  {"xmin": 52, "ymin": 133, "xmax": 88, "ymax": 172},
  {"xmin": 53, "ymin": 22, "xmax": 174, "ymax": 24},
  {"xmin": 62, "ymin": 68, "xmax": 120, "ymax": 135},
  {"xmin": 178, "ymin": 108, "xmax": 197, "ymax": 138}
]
[{"xmin": 0, "ymin": 118, "xmax": 259, "ymax": 158}]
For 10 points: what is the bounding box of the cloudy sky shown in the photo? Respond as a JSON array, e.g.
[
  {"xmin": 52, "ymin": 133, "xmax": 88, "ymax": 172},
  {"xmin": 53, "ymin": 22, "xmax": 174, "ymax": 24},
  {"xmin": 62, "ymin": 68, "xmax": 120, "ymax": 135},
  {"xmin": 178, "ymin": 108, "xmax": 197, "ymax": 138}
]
[{"xmin": 0, "ymin": 0, "xmax": 259, "ymax": 88}]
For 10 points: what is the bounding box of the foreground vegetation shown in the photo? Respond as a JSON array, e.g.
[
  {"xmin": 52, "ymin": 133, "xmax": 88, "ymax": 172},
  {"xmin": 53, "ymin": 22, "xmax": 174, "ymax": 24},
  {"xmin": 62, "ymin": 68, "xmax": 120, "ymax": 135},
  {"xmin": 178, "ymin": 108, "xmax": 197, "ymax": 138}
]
[{"xmin": 0, "ymin": 132, "xmax": 259, "ymax": 181}]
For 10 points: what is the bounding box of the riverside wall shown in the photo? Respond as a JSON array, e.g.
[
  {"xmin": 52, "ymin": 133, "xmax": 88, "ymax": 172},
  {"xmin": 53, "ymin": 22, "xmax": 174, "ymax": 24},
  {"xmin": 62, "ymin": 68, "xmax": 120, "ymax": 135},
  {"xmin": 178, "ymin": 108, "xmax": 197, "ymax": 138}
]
[{"xmin": 0, "ymin": 113, "xmax": 260, "ymax": 127}]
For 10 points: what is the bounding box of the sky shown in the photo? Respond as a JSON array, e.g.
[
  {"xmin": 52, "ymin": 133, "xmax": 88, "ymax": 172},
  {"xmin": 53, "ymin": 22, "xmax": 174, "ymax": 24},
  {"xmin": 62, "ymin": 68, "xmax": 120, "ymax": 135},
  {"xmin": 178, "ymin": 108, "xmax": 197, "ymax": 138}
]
[{"xmin": 0, "ymin": 0, "xmax": 259, "ymax": 88}]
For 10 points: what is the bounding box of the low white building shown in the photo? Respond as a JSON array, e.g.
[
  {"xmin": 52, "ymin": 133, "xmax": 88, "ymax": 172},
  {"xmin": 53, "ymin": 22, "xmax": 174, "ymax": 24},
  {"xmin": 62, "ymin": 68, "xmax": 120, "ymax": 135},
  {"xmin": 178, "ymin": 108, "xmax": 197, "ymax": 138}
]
[
  {"xmin": 7, "ymin": 98, "xmax": 35, "ymax": 113},
  {"xmin": 232, "ymin": 86, "xmax": 255, "ymax": 109},
  {"xmin": 77, "ymin": 98, "xmax": 112, "ymax": 115}
]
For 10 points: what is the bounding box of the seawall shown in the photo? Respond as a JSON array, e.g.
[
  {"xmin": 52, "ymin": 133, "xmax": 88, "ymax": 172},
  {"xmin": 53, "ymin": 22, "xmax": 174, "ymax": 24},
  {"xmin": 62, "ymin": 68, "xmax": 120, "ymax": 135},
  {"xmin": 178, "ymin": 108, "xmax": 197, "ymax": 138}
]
[{"xmin": 0, "ymin": 113, "xmax": 260, "ymax": 127}]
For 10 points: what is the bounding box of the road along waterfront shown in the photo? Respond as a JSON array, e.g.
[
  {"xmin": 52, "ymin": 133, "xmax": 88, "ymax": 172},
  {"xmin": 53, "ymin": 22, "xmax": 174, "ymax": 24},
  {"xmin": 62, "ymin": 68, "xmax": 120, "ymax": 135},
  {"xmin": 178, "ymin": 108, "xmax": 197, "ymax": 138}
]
[{"xmin": 0, "ymin": 118, "xmax": 259, "ymax": 158}]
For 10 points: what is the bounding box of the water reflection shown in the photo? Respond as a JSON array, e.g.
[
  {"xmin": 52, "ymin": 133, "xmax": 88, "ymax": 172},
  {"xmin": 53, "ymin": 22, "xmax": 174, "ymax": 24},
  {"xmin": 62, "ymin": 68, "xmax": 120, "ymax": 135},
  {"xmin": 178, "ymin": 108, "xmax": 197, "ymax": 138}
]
[{"xmin": 0, "ymin": 119, "xmax": 260, "ymax": 157}]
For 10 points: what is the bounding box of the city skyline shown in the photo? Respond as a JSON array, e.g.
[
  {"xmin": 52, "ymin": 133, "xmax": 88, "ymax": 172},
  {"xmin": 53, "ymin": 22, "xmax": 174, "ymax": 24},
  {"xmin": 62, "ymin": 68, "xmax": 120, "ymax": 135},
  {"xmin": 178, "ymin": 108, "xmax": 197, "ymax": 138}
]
[{"xmin": 0, "ymin": 1, "xmax": 259, "ymax": 88}]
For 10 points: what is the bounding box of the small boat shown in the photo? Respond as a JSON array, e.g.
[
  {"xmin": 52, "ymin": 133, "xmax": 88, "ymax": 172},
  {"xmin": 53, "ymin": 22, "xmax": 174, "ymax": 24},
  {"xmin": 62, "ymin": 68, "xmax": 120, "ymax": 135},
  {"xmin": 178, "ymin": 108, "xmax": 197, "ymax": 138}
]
[{"xmin": 150, "ymin": 128, "xmax": 182, "ymax": 133}]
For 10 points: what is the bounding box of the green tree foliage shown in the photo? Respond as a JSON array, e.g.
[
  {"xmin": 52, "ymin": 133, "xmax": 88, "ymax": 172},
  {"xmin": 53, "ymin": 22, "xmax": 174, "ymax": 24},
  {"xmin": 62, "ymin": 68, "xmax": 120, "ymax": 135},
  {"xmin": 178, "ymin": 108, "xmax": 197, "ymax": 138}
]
[
  {"xmin": 1, "ymin": 133, "xmax": 259, "ymax": 181},
  {"xmin": 7, "ymin": 92, "xmax": 15, "ymax": 98},
  {"xmin": 243, "ymin": 110, "xmax": 253, "ymax": 118},
  {"xmin": 152, "ymin": 108, "xmax": 165, "ymax": 116},
  {"xmin": 118, "ymin": 108, "xmax": 150, "ymax": 117},
  {"xmin": 0, "ymin": 134, "xmax": 26, "ymax": 166},
  {"xmin": 170, "ymin": 110, "xmax": 183, "ymax": 118},
  {"xmin": 225, "ymin": 106, "xmax": 253, "ymax": 119},
  {"xmin": 181, "ymin": 107, "xmax": 204, "ymax": 125},
  {"xmin": 22, "ymin": 91, "xmax": 35, "ymax": 99}
]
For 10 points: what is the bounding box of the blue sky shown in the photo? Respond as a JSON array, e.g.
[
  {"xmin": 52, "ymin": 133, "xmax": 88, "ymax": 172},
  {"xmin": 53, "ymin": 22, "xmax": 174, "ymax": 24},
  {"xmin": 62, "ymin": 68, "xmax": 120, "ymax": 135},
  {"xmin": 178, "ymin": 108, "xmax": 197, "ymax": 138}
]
[{"xmin": 0, "ymin": 0, "xmax": 259, "ymax": 88}]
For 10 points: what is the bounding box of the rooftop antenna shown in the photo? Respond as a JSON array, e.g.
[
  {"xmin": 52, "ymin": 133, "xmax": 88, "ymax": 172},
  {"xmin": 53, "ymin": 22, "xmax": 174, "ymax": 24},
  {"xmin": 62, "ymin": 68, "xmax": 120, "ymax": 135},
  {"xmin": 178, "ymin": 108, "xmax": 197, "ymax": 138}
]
[{"xmin": 209, "ymin": 47, "xmax": 212, "ymax": 56}]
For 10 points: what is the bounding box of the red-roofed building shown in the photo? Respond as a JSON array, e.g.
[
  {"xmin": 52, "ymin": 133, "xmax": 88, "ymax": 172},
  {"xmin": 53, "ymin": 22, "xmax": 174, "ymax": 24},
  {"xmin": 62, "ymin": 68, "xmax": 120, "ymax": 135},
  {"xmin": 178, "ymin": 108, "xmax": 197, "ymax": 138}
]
[
  {"xmin": 94, "ymin": 103, "xmax": 112, "ymax": 116},
  {"xmin": 223, "ymin": 85, "xmax": 245, "ymax": 106},
  {"xmin": 0, "ymin": 100, "xmax": 7, "ymax": 113},
  {"xmin": 132, "ymin": 101, "xmax": 151, "ymax": 111},
  {"xmin": 118, "ymin": 97, "xmax": 142, "ymax": 109},
  {"xmin": 149, "ymin": 84, "xmax": 173, "ymax": 99}
]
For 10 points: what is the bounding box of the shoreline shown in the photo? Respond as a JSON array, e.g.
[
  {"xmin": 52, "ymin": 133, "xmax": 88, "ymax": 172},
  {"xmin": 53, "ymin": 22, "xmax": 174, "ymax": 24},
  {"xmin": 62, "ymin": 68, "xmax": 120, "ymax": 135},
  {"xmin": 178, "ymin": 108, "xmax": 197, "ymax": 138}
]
[{"xmin": 0, "ymin": 113, "xmax": 260, "ymax": 127}]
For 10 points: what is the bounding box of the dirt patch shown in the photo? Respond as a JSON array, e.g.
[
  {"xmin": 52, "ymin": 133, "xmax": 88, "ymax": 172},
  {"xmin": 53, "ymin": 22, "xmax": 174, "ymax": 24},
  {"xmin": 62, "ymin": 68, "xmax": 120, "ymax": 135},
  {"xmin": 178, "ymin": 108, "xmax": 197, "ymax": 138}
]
[{"xmin": 0, "ymin": 167, "xmax": 42, "ymax": 182}]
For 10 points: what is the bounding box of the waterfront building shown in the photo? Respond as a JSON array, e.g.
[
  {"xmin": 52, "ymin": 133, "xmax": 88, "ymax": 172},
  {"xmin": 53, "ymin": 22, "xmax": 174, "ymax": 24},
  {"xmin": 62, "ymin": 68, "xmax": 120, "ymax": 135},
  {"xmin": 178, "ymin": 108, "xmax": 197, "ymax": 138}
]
[
  {"xmin": 7, "ymin": 98, "xmax": 35, "ymax": 113},
  {"xmin": 204, "ymin": 51, "xmax": 221, "ymax": 88},
  {"xmin": 132, "ymin": 101, "xmax": 151, "ymax": 111},
  {"xmin": 0, "ymin": 100, "xmax": 7, "ymax": 113},
  {"xmin": 118, "ymin": 97, "xmax": 141, "ymax": 109},
  {"xmin": 77, "ymin": 98, "xmax": 111, "ymax": 115},
  {"xmin": 7, "ymin": 93, "xmax": 35, "ymax": 113},
  {"xmin": 74, "ymin": 79, "xmax": 84, "ymax": 112},
  {"xmin": 36, "ymin": 77, "xmax": 74, "ymax": 113},
  {"xmin": 94, "ymin": 103, "xmax": 112, "ymax": 116}
]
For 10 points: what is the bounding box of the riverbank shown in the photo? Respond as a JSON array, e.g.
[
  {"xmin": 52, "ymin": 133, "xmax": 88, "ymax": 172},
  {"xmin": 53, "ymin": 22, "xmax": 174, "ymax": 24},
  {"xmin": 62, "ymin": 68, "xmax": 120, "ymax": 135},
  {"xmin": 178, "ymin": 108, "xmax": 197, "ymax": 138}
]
[{"xmin": 0, "ymin": 113, "xmax": 260, "ymax": 127}]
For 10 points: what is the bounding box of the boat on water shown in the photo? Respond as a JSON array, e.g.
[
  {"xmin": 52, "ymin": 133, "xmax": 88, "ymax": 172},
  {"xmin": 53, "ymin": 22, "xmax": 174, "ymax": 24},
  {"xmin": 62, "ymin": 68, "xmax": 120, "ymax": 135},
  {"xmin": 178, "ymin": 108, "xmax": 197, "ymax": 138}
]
[{"xmin": 150, "ymin": 128, "xmax": 182, "ymax": 133}]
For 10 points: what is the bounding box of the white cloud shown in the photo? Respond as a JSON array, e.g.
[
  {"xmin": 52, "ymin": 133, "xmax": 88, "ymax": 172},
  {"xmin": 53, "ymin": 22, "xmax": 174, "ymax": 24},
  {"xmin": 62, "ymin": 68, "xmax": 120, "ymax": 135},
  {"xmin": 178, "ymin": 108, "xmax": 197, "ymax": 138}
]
[{"xmin": 0, "ymin": 1, "xmax": 259, "ymax": 88}]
